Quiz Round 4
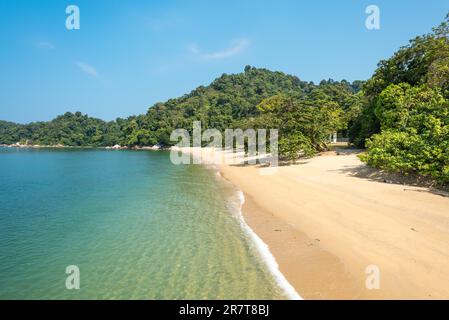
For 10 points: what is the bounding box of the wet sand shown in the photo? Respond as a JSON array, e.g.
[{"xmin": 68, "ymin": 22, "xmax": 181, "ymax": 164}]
[{"xmin": 184, "ymin": 147, "xmax": 449, "ymax": 299}]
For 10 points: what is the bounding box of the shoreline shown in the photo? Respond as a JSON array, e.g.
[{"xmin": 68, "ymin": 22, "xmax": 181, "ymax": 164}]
[
  {"xmin": 0, "ymin": 143, "xmax": 164, "ymax": 150},
  {"xmin": 235, "ymin": 190, "xmax": 302, "ymax": 300},
  {"xmin": 190, "ymin": 147, "xmax": 371, "ymax": 298},
  {"xmin": 188, "ymin": 147, "xmax": 370, "ymax": 299},
  {"xmin": 189, "ymin": 147, "xmax": 449, "ymax": 299},
  {"xmin": 0, "ymin": 144, "xmax": 175, "ymax": 154},
  {"xmin": 219, "ymin": 164, "xmax": 367, "ymax": 299},
  {"xmin": 6, "ymin": 145, "xmax": 449, "ymax": 299},
  {"xmin": 185, "ymin": 147, "xmax": 304, "ymax": 299}
]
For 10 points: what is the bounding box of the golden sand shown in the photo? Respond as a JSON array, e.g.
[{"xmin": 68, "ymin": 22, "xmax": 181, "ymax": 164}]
[{"xmin": 185, "ymin": 147, "xmax": 449, "ymax": 299}]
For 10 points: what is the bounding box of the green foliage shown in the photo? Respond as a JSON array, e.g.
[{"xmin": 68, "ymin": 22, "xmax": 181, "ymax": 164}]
[
  {"xmin": 357, "ymin": 13, "xmax": 449, "ymax": 184},
  {"xmin": 244, "ymin": 91, "xmax": 347, "ymax": 159},
  {"xmin": 0, "ymin": 121, "xmax": 23, "ymax": 144},
  {"xmin": 349, "ymin": 13, "xmax": 449, "ymax": 148},
  {"xmin": 0, "ymin": 112, "xmax": 125, "ymax": 147},
  {"xmin": 364, "ymin": 14, "xmax": 449, "ymax": 98},
  {"xmin": 279, "ymin": 132, "xmax": 315, "ymax": 161},
  {"xmin": 363, "ymin": 129, "xmax": 449, "ymax": 183},
  {"xmin": 0, "ymin": 67, "xmax": 359, "ymax": 154},
  {"xmin": 363, "ymin": 84, "xmax": 449, "ymax": 183},
  {"xmin": 1, "ymin": 15, "xmax": 448, "ymax": 186}
]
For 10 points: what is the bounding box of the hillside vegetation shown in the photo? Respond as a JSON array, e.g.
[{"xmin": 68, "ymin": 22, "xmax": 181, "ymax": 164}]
[
  {"xmin": 1, "ymin": 14, "xmax": 448, "ymax": 184},
  {"xmin": 356, "ymin": 14, "xmax": 449, "ymax": 184},
  {"xmin": 0, "ymin": 67, "xmax": 361, "ymax": 155}
]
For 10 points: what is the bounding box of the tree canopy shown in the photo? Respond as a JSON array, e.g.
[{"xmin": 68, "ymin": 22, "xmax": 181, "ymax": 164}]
[
  {"xmin": 2, "ymin": 13, "xmax": 448, "ymax": 184},
  {"xmin": 357, "ymin": 13, "xmax": 449, "ymax": 184},
  {"xmin": 0, "ymin": 67, "xmax": 360, "ymax": 157}
]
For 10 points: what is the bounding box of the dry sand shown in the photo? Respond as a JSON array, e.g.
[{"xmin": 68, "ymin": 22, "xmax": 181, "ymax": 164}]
[{"xmin": 182, "ymin": 147, "xmax": 449, "ymax": 299}]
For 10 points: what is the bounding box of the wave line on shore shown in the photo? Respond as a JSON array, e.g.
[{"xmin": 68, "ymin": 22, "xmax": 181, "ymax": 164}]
[{"xmin": 235, "ymin": 191, "xmax": 302, "ymax": 300}]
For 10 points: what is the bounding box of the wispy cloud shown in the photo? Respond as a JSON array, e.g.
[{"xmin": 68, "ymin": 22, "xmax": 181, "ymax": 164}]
[
  {"xmin": 36, "ymin": 41, "xmax": 55, "ymax": 49},
  {"xmin": 188, "ymin": 38, "xmax": 250, "ymax": 60},
  {"xmin": 76, "ymin": 62, "xmax": 98, "ymax": 77}
]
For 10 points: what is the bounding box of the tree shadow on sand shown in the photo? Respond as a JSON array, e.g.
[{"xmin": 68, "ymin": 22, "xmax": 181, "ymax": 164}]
[
  {"xmin": 228, "ymin": 147, "xmax": 361, "ymax": 168},
  {"xmin": 228, "ymin": 159, "xmax": 309, "ymax": 168},
  {"xmin": 332, "ymin": 163, "xmax": 449, "ymax": 198}
]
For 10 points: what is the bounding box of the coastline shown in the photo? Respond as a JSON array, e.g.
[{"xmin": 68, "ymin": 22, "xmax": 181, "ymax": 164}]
[
  {"xmin": 218, "ymin": 161, "xmax": 367, "ymax": 299},
  {"xmin": 233, "ymin": 190, "xmax": 302, "ymax": 300},
  {"xmin": 186, "ymin": 147, "xmax": 449, "ymax": 299},
  {"xmin": 184, "ymin": 147, "xmax": 303, "ymax": 299},
  {"xmin": 0, "ymin": 143, "xmax": 164, "ymax": 150},
  {"xmin": 6, "ymin": 145, "xmax": 449, "ymax": 299}
]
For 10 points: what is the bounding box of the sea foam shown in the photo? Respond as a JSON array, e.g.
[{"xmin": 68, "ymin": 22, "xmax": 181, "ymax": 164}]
[{"xmin": 234, "ymin": 190, "xmax": 303, "ymax": 300}]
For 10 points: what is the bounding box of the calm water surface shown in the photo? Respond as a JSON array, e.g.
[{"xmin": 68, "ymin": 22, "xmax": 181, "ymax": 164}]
[{"xmin": 0, "ymin": 147, "xmax": 286, "ymax": 299}]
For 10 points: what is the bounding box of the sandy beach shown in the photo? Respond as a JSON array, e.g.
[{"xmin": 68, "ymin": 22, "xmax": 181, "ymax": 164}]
[{"xmin": 184, "ymin": 147, "xmax": 449, "ymax": 299}]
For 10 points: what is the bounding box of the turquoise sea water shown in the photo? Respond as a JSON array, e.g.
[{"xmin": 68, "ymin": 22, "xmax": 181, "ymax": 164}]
[{"xmin": 0, "ymin": 147, "xmax": 287, "ymax": 299}]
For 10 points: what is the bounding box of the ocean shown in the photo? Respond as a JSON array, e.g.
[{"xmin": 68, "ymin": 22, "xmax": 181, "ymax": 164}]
[{"xmin": 0, "ymin": 147, "xmax": 291, "ymax": 299}]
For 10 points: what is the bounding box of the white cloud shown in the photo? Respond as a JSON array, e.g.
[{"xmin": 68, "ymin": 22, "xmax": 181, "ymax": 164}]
[
  {"xmin": 76, "ymin": 62, "xmax": 98, "ymax": 77},
  {"xmin": 36, "ymin": 41, "xmax": 55, "ymax": 49},
  {"xmin": 188, "ymin": 39, "xmax": 249, "ymax": 60},
  {"xmin": 187, "ymin": 44, "xmax": 200, "ymax": 55}
]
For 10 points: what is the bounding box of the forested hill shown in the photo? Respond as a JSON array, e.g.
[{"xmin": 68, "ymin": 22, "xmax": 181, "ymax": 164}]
[
  {"xmin": 0, "ymin": 66, "xmax": 362, "ymax": 147},
  {"xmin": 2, "ymin": 13, "xmax": 448, "ymax": 184}
]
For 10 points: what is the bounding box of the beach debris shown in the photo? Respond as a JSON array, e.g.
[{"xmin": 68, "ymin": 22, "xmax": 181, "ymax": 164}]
[{"xmin": 411, "ymin": 228, "xmax": 418, "ymax": 232}]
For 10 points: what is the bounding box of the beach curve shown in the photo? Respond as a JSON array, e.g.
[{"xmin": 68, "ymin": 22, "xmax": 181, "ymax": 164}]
[{"xmin": 181, "ymin": 146, "xmax": 449, "ymax": 299}]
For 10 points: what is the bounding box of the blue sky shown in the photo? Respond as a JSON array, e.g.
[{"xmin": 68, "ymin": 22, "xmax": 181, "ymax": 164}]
[{"xmin": 0, "ymin": 0, "xmax": 447, "ymax": 123}]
